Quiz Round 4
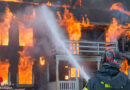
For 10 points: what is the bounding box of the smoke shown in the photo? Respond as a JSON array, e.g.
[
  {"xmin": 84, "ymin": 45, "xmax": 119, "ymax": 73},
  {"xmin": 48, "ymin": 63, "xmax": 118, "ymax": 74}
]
[
  {"xmin": 110, "ymin": 2, "xmax": 129, "ymax": 24},
  {"xmin": 39, "ymin": 5, "xmax": 90, "ymax": 80},
  {"xmin": 6, "ymin": 4, "xmax": 90, "ymax": 89}
]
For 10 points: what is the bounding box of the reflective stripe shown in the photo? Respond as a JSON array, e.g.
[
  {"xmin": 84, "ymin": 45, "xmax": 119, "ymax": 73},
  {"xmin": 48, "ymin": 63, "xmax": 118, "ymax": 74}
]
[
  {"xmin": 100, "ymin": 81, "xmax": 112, "ymax": 88},
  {"xmin": 105, "ymin": 84, "xmax": 112, "ymax": 88},
  {"xmin": 83, "ymin": 87, "xmax": 88, "ymax": 90},
  {"xmin": 100, "ymin": 81, "xmax": 124, "ymax": 88},
  {"xmin": 100, "ymin": 81, "xmax": 104, "ymax": 84}
]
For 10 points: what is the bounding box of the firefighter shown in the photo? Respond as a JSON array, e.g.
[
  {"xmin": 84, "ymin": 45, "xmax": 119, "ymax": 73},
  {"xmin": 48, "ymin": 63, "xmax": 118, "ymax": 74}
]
[{"xmin": 83, "ymin": 49, "xmax": 130, "ymax": 90}]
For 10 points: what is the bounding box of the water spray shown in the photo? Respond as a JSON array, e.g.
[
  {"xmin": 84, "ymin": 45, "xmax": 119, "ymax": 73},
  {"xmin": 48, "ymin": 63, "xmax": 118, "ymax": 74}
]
[{"xmin": 41, "ymin": 5, "xmax": 90, "ymax": 81}]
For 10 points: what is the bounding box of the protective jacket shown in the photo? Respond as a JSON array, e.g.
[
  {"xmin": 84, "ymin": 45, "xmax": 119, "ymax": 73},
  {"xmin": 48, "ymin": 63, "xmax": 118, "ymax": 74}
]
[{"xmin": 83, "ymin": 65, "xmax": 130, "ymax": 90}]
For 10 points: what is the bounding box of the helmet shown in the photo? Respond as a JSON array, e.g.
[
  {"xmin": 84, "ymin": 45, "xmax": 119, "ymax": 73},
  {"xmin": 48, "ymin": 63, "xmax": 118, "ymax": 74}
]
[{"xmin": 101, "ymin": 49, "xmax": 122, "ymax": 69}]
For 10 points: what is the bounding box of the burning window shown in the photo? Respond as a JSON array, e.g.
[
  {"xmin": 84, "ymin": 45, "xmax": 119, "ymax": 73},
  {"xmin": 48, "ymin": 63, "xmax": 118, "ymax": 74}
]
[
  {"xmin": 39, "ymin": 56, "xmax": 45, "ymax": 66},
  {"xmin": 18, "ymin": 51, "xmax": 34, "ymax": 85},
  {"xmin": 19, "ymin": 9, "xmax": 35, "ymax": 47},
  {"xmin": 69, "ymin": 42, "xmax": 79, "ymax": 55},
  {"xmin": 0, "ymin": 8, "xmax": 13, "ymax": 46},
  {"xmin": 0, "ymin": 59, "xmax": 10, "ymax": 85},
  {"xmin": 19, "ymin": 23, "xmax": 33, "ymax": 46},
  {"xmin": 70, "ymin": 68, "xmax": 80, "ymax": 78}
]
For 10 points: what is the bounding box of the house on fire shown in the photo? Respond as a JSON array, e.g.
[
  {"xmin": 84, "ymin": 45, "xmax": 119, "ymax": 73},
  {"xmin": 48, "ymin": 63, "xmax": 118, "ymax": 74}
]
[{"xmin": 0, "ymin": 0, "xmax": 129, "ymax": 90}]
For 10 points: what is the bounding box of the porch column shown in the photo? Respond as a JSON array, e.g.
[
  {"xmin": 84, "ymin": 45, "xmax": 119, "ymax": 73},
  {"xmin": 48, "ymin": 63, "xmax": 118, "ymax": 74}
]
[
  {"xmin": 76, "ymin": 68, "xmax": 79, "ymax": 90},
  {"xmin": 56, "ymin": 59, "xmax": 59, "ymax": 90},
  {"xmin": 97, "ymin": 61, "xmax": 100, "ymax": 70}
]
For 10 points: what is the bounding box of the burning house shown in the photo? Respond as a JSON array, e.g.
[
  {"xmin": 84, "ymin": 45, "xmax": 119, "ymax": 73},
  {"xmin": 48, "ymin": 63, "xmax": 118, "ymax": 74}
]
[{"xmin": 0, "ymin": 0, "xmax": 129, "ymax": 90}]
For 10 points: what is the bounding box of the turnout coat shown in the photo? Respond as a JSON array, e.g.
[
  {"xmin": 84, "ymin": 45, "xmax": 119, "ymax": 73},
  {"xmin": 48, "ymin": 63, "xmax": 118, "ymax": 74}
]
[{"xmin": 83, "ymin": 65, "xmax": 130, "ymax": 90}]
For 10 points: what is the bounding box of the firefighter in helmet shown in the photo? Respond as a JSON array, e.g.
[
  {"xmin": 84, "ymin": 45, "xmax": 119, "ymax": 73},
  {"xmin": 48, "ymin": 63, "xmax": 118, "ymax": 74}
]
[{"xmin": 83, "ymin": 49, "xmax": 130, "ymax": 90}]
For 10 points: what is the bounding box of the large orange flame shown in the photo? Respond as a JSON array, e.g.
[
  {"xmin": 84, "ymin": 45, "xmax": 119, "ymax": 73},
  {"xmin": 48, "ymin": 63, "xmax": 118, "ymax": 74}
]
[
  {"xmin": 0, "ymin": 59, "xmax": 10, "ymax": 84},
  {"xmin": 106, "ymin": 3, "xmax": 130, "ymax": 42},
  {"xmin": 57, "ymin": 8, "xmax": 93, "ymax": 41},
  {"xmin": 105, "ymin": 18, "xmax": 123, "ymax": 42},
  {"xmin": 19, "ymin": 10, "xmax": 36, "ymax": 46},
  {"xmin": 17, "ymin": 9, "xmax": 35, "ymax": 85},
  {"xmin": 57, "ymin": 8, "xmax": 81, "ymax": 54},
  {"xmin": 19, "ymin": 22, "xmax": 33, "ymax": 46},
  {"xmin": 57, "ymin": 8, "xmax": 81, "ymax": 41},
  {"xmin": 18, "ymin": 48, "xmax": 34, "ymax": 85},
  {"xmin": 0, "ymin": 7, "xmax": 13, "ymax": 45},
  {"xmin": 57, "ymin": 8, "xmax": 94, "ymax": 54},
  {"xmin": 110, "ymin": 2, "xmax": 130, "ymax": 16}
]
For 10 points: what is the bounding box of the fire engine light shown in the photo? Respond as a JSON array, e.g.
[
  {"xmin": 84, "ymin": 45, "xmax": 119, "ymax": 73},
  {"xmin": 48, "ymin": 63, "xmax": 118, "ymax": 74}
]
[{"xmin": 40, "ymin": 56, "xmax": 45, "ymax": 66}]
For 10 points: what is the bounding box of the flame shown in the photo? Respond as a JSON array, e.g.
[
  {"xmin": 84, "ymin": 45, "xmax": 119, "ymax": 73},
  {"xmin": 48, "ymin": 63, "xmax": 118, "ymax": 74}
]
[
  {"xmin": 0, "ymin": 7, "xmax": 13, "ymax": 45},
  {"xmin": 110, "ymin": 2, "xmax": 130, "ymax": 16},
  {"xmin": 65, "ymin": 75, "xmax": 69, "ymax": 80},
  {"xmin": 0, "ymin": 0, "xmax": 23, "ymax": 2},
  {"xmin": 46, "ymin": 1, "xmax": 52, "ymax": 7},
  {"xmin": 0, "ymin": 59, "xmax": 10, "ymax": 84},
  {"xmin": 106, "ymin": 18, "xmax": 130, "ymax": 42},
  {"xmin": 18, "ymin": 9, "xmax": 35, "ymax": 84},
  {"xmin": 106, "ymin": 3, "xmax": 130, "ymax": 42},
  {"xmin": 106, "ymin": 18, "xmax": 122, "ymax": 42},
  {"xmin": 69, "ymin": 43, "xmax": 79, "ymax": 54},
  {"xmin": 57, "ymin": 8, "xmax": 81, "ymax": 41},
  {"xmin": 18, "ymin": 48, "xmax": 34, "ymax": 85},
  {"xmin": 44, "ymin": 1, "xmax": 70, "ymax": 8},
  {"xmin": 40, "ymin": 56, "xmax": 45, "ymax": 66},
  {"xmin": 19, "ymin": 10, "xmax": 35, "ymax": 46},
  {"xmin": 70, "ymin": 68, "xmax": 80, "ymax": 78},
  {"xmin": 19, "ymin": 22, "xmax": 33, "ymax": 46},
  {"xmin": 57, "ymin": 8, "xmax": 93, "ymax": 41},
  {"xmin": 120, "ymin": 59, "xmax": 129, "ymax": 76},
  {"xmin": 57, "ymin": 8, "xmax": 94, "ymax": 54}
]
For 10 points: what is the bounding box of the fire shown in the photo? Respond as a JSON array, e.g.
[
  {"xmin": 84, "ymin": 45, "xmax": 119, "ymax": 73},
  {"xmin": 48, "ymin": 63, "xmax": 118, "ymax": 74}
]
[
  {"xmin": 57, "ymin": 8, "xmax": 81, "ymax": 41},
  {"xmin": 106, "ymin": 3, "xmax": 130, "ymax": 42},
  {"xmin": 40, "ymin": 56, "xmax": 45, "ymax": 66},
  {"xmin": 0, "ymin": 0, "xmax": 23, "ymax": 2},
  {"xmin": 57, "ymin": 8, "xmax": 94, "ymax": 54},
  {"xmin": 57, "ymin": 9, "xmax": 81, "ymax": 54},
  {"xmin": 69, "ymin": 43, "xmax": 79, "ymax": 54},
  {"xmin": 18, "ymin": 49, "xmax": 34, "ymax": 85},
  {"xmin": 70, "ymin": 68, "xmax": 80, "ymax": 78},
  {"xmin": 19, "ymin": 22, "xmax": 33, "ymax": 46},
  {"xmin": 0, "ymin": 59, "xmax": 10, "ymax": 84},
  {"xmin": 0, "ymin": 7, "xmax": 13, "ymax": 45},
  {"xmin": 19, "ymin": 10, "xmax": 36, "ymax": 46},
  {"xmin": 18, "ymin": 9, "xmax": 35, "ymax": 84},
  {"xmin": 106, "ymin": 19, "xmax": 130, "ymax": 42},
  {"xmin": 110, "ymin": 2, "xmax": 130, "ymax": 16},
  {"xmin": 105, "ymin": 18, "xmax": 123, "ymax": 42},
  {"xmin": 65, "ymin": 75, "xmax": 69, "ymax": 80},
  {"xmin": 46, "ymin": 1, "xmax": 52, "ymax": 7},
  {"xmin": 120, "ymin": 59, "xmax": 129, "ymax": 76},
  {"xmin": 57, "ymin": 8, "xmax": 94, "ymax": 41}
]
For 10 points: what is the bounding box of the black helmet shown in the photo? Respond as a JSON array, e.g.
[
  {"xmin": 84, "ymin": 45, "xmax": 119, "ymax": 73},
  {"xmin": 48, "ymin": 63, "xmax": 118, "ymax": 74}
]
[{"xmin": 101, "ymin": 49, "xmax": 122, "ymax": 69}]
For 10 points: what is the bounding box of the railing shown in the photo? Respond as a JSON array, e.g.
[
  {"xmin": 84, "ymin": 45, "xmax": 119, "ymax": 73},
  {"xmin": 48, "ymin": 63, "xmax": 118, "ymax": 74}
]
[
  {"xmin": 56, "ymin": 40, "xmax": 118, "ymax": 55},
  {"xmin": 59, "ymin": 81, "xmax": 77, "ymax": 90}
]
